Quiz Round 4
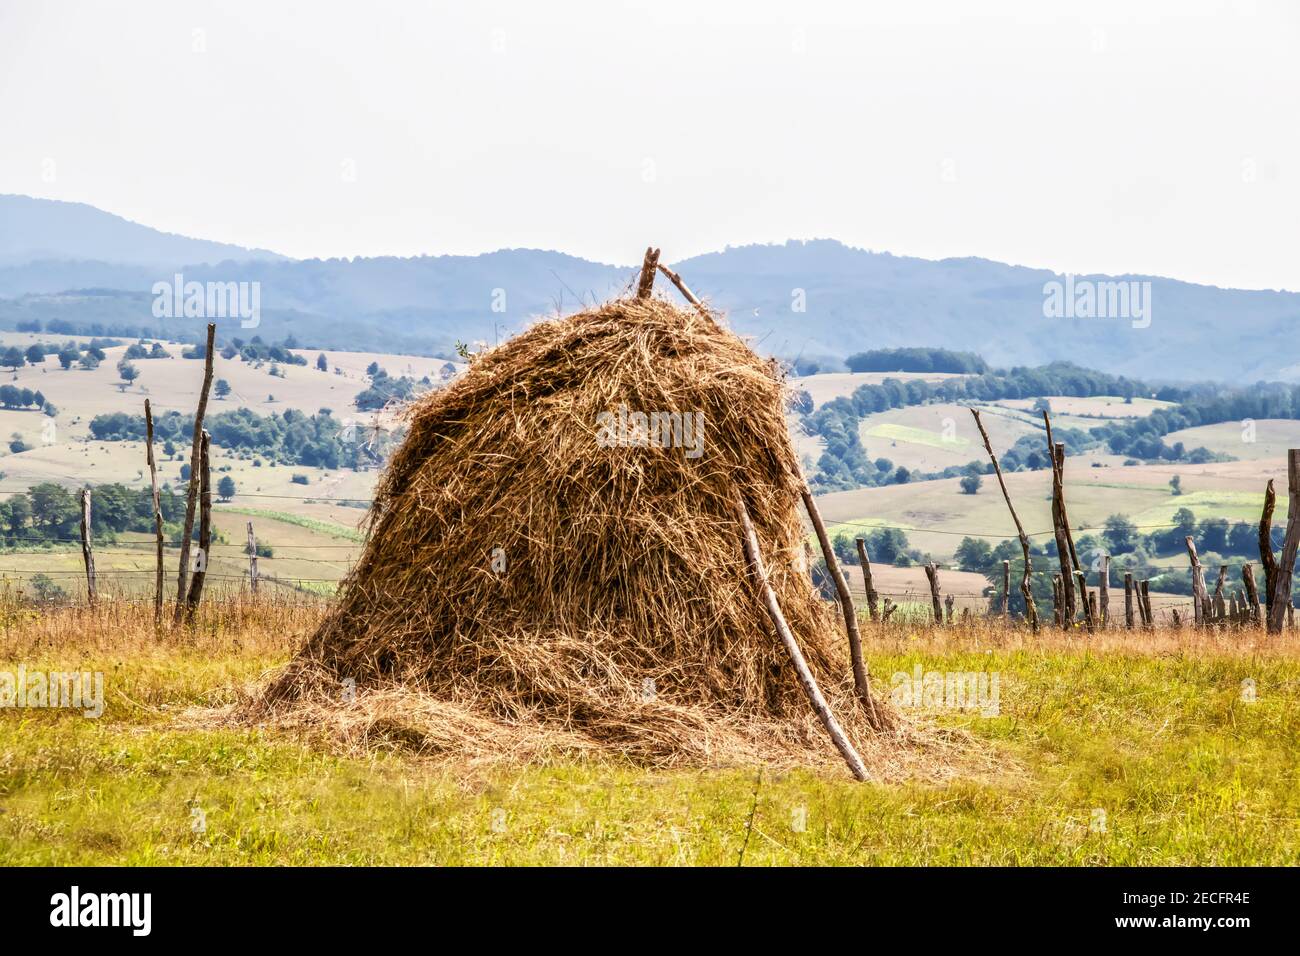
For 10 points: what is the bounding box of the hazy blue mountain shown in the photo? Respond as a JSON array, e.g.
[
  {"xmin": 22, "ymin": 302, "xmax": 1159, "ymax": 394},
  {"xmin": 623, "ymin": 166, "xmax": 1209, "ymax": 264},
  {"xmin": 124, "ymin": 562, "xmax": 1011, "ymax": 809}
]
[
  {"xmin": 0, "ymin": 195, "xmax": 286, "ymax": 268},
  {"xmin": 2, "ymin": 198, "xmax": 1297, "ymax": 383}
]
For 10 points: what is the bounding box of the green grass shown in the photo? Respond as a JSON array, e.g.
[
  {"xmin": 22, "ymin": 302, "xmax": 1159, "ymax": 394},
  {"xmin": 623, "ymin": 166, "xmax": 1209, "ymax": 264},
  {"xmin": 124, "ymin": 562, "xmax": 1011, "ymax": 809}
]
[
  {"xmin": 219, "ymin": 507, "xmax": 365, "ymax": 542},
  {"xmin": 865, "ymin": 422, "xmax": 971, "ymax": 451},
  {"xmin": 2, "ymin": 632, "xmax": 1297, "ymax": 864}
]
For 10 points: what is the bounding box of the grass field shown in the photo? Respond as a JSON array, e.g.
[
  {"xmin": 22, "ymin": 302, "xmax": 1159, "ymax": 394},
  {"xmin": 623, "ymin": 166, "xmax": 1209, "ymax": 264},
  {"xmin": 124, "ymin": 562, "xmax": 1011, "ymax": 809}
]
[{"xmin": 0, "ymin": 599, "xmax": 1296, "ymax": 865}]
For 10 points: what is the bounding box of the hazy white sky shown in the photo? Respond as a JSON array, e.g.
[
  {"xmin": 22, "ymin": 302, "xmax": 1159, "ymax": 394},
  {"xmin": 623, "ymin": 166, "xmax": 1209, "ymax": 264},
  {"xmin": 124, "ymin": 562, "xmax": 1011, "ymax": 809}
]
[{"xmin": 1, "ymin": 0, "xmax": 1296, "ymax": 288}]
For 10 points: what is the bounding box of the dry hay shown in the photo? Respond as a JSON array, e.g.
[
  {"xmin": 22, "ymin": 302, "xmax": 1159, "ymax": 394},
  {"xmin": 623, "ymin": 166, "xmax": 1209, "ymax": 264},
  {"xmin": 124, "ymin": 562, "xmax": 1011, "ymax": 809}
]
[{"xmin": 249, "ymin": 294, "xmax": 954, "ymax": 779}]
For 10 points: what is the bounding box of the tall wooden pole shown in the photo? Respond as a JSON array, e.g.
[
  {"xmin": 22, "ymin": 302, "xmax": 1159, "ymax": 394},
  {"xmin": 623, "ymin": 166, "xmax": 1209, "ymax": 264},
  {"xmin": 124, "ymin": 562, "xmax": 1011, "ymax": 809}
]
[
  {"xmin": 79, "ymin": 488, "xmax": 96, "ymax": 607},
  {"xmin": 174, "ymin": 323, "xmax": 216, "ymax": 623},
  {"xmin": 184, "ymin": 430, "xmax": 212, "ymax": 621},
  {"xmin": 969, "ymin": 408, "xmax": 1037, "ymax": 629},
  {"xmin": 144, "ymin": 399, "xmax": 164, "ymax": 627},
  {"xmin": 734, "ymin": 494, "xmax": 872, "ymax": 779},
  {"xmin": 1267, "ymin": 450, "xmax": 1300, "ymax": 633}
]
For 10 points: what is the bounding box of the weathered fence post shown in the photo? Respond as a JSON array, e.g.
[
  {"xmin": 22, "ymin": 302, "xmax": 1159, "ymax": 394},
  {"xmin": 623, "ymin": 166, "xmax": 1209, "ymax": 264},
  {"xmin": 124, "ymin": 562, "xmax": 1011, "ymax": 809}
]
[
  {"xmin": 1001, "ymin": 559, "xmax": 1011, "ymax": 619},
  {"xmin": 1124, "ymin": 572, "xmax": 1135, "ymax": 629},
  {"xmin": 1099, "ymin": 554, "xmax": 1110, "ymax": 627},
  {"xmin": 944, "ymin": 592, "xmax": 955, "ymax": 624},
  {"xmin": 855, "ymin": 538, "xmax": 879, "ymax": 622},
  {"xmin": 1259, "ymin": 478, "xmax": 1277, "ymax": 626},
  {"xmin": 1243, "ymin": 562, "xmax": 1261, "ymax": 624},
  {"xmin": 174, "ymin": 323, "xmax": 216, "ymax": 623},
  {"xmin": 924, "ymin": 563, "xmax": 943, "ymax": 625},
  {"xmin": 79, "ymin": 488, "xmax": 96, "ymax": 607},
  {"xmin": 1074, "ymin": 569, "xmax": 1093, "ymax": 631},
  {"xmin": 734, "ymin": 494, "xmax": 873, "ymax": 778},
  {"xmin": 247, "ymin": 520, "xmax": 259, "ymax": 594},
  {"xmin": 145, "ymin": 399, "xmax": 164, "ymax": 626},
  {"xmin": 1052, "ymin": 574, "xmax": 1063, "ymax": 627},
  {"xmin": 1267, "ymin": 450, "xmax": 1300, "ymax": 634},
  {"xmin": 1185, "ymin": 536, "xmax": 1208, "ymax": 626},
  {"xmin": 1213, "ymin": 565, "xmax": 1228, "ymax": 623},
  {"xmin": 1139, "ymin": 580, "xmax": 1153, "ymax": 627},
  {"xmin": 184, "ymin": 430, "xmax": 213, "ymax": 621},
  {"xmin": 970, "ymin": 408, "xmax": 1038, "ymax": 629}
]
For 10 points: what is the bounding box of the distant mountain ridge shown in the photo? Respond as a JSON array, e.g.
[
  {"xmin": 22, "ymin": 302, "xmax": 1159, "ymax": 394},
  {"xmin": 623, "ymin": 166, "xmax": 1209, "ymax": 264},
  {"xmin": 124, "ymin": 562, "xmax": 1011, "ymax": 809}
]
[
  {"xmin": 0, "ymin": 194, "xmax": 286, "ymax": 268},
  {"xmin": 1, "ymin": 195, "xmax": 1297, "ymax": 383}
]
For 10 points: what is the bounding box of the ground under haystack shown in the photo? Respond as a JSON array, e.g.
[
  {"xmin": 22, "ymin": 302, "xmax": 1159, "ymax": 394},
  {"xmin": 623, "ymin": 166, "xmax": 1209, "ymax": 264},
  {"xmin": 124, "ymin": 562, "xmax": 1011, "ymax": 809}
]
[{"xmin": 253, "ymin": 294, "xmax": 944, "ymax": 776}]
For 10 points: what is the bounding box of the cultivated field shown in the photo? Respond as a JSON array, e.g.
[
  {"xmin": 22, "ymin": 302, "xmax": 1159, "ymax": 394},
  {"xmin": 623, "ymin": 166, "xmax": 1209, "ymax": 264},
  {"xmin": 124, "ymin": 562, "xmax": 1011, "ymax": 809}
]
[{"xmin": 0, "ymin": 598, "xmax": 1294, "ymax": 865}]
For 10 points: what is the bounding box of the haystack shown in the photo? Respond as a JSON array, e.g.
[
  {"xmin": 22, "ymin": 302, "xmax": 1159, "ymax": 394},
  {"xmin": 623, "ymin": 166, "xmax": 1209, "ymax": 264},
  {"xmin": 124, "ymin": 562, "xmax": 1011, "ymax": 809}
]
[{"xmin": 260, "ymin": 291, "xmax": 896, "ymax": 771}]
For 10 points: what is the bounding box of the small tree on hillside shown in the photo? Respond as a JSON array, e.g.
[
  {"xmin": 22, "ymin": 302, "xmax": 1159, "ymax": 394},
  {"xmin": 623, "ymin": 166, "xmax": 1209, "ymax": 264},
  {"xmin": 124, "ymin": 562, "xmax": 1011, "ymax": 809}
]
[
  {"xmin": 117, "ymin": 360, "xmax": 139, "ymax": 391},
  {"xmin": 217, "ymin": 475, "xmax": 237, "ymax": 501},
  {"xmin": 316, "ymin": 353, "xmax": 328, "ymax": 372},
  {"xmin": 215, "ymin": 379, "xmax": 232, "ymax": 399},
  {"xmin": 959, "ymin": 474, "xmax": 982, "ymax": 495}
]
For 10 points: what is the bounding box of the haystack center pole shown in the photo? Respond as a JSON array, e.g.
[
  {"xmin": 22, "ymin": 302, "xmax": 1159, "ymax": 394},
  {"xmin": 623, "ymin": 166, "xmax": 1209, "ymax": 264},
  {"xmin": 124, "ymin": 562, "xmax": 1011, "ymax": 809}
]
[
  {"xmin": 799, "ymin": 482, "xmax": 882, "ymax": 727},
  {"xmin": 174, "ymin": 323, "xmax": 216, "ymax": 623},
  {"xmin": 144, "ymin": 399, "xmax": 165, "ymax": 627},
  {"xmin": 734, "ymin": 494, "xmax": 870, "ymax": 781},
  {"xmin": 970, "ymin": 408, "xmax": 1037, "ymax": 629},
  {"xmin": 636, "ymin": 247, "xmax": 661, "ymax": 299}
]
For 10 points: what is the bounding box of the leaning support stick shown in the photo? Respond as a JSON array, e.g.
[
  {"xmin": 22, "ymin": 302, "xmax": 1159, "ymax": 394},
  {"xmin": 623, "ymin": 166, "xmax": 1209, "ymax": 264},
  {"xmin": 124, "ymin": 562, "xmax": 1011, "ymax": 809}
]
[
  {"xmin": 735, "ymin": 494, "xmax": 870, "ymax": 781},
  {"xmin": 970, "ymin": 408, "xmax": 1038, "ymax": 629},
  {"xmin": 799, "ymin": 482, "xmax": 884, "ymax": 728}
]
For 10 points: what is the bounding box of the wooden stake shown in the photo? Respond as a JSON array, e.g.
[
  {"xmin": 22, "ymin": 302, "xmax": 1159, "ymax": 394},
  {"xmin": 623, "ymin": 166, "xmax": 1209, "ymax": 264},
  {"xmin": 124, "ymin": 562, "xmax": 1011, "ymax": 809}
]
[
  {"xmin": 79, "ymin": 488, "xmax": 96, "ymax": 607},
  {"xmin": 944, "ymin": 592, "xmax": 955, "ymax": 624},
  {"xmin": 970, "ymin": 409, "xmax": 1037, "ymax": 629},
  {"xmin": 144, "ymin": 399, "xmax": 164, "ymax": 627},
  {"xmin": 1267, "ymin": 450, "xmax": 1300, "ymax": 634},
  {"xmin": 1098, "ymin": 554, "xmax": 1110, "ymax": 627},
  {"xmin": 1213, "ymin": 565, "xmax": 1228, "ymax": 622},
  {"xmin": 1243, "ymin": 562, "xmax": 1261, "ymax": 624},
  {"xmin": 635, "ymin": 247, "xmax": 661, "ymax": 299},
  {"xmin": 799, "ymin": 484, "xmax": 881, "ymax": 726},
  {"xmin": 924, "ymin": 563, "xmax": 943, "ymax": 625},
  {"xmin": 1259, "ymin": 478, "xmax": 1277, "ymax": 625},
  {"xmin": 734, "ymin": 494, "xmax": 871, "ymax": 780},
  {"xmin": 247, "ymin": 520, "xmax": 259, "ymax": 594},
  {"xmin": 1124, "ymin": 572, "xmax": 1135, "ymax": 629},
  {"xmin": 184, "ymin": 430, "xmax": 212, "ymax": 621},
  {"xmin": 1001, "ymin": 559, "xmax": 1011, "ymax": 619},
  {"xmin": 1052, "ymin": 575, "xmax": 1063, "ymax": 627},
  {"xmin": 855, "ymin": 538, "xmax": 879, "ymax": 621},
  {"xmin": 1185, "ymin": 536, "xmax": 1207, "ymax": 626},
  {"xmin": 1139, "ymin": 579, "xmax": 1153, "ymax": 627},
  {"xmin": 1074, "ymin": 569, "xmax": 1094, "ymax": 631},
  {"xmin": 174, "ymin": 323, "xmax": 216, "ymax": 623}
]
